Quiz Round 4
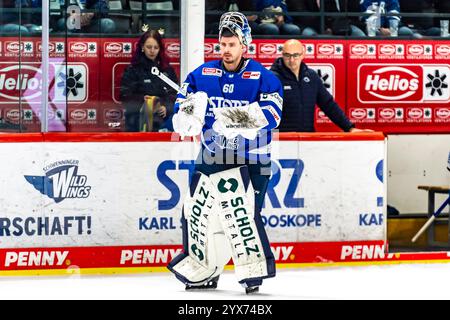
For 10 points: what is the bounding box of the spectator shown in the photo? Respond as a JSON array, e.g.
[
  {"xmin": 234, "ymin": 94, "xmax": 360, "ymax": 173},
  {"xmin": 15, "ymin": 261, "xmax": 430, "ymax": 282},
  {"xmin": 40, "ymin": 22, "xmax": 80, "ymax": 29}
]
[
  {"xmin": 332, "ymin": 0, "xmax": 366, "ymax": 36},
  {"xmin": 205, "ymin": 1, "xmax": 300, "ymax": 36},
  {"xmin": 360, "ymin": 0, "xmax": 414, "ymax": 37},
  {"xmin": 55, "ymin": 0, "xmax": 116, "ymax": 33},
  {"xmin": 236, "ymin": 0, "xmax": 261, "ymax": 34},
  {"xmin": 435, "ymin": 0, "xmax": 450, "ymax": 36},
  {"xmin": 0, "ymin": 0, "xmax": 41, "ymax": 34},
  {"xmin": 141, "ymin": 0, "xmax": 180, "ymax": 36},
  {"xmin": 252, "ymin": 0, "xmax": 301, "ymax": 35},
  {"xmin": 270, "ymin": 39, "xmax": 367, "ymax": 132},
  {"xmin": 120, "ymin": 28, "xmax": 178, "ymax": 132},
  {"xmin": 400, "ymin": 0, "xmax": 439, "ymax": 37},
  {"xmin": 346, "ymin": 0, "xmax": 370, "ymax": 36},
  {"xmin": 205, "ymin": 0, "xmax": 251, "ymax": 34},
  {"xmin": 286, "ymin": 0, "xmax": 365, "ymax": 37},
  {"xmin": 283, "ymin": 0, "xmax": 317, "ymax": 36}
]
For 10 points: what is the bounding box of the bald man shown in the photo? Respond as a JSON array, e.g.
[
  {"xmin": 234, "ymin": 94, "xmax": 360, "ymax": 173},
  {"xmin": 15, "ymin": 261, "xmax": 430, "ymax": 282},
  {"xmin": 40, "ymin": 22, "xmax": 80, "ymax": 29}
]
[{"xmin": 271, "ymin": 39, "xmax": 362, "ymax": 132}]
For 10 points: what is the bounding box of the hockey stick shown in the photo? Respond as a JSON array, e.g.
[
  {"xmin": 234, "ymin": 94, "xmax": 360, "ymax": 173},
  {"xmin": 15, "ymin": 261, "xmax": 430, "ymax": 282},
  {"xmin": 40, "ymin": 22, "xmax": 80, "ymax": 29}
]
[
  {"xmin": 411, "ymin": 194, "xmax": 450, "ymax": 243},
  {"xmin": 151, "ymin": 66, "xmax": 198, "ymax": 142},
  {"xmin": 151, "ymin": 66, "xmax": 181, "ymax": 92},
  {"xmin": 151, "ymin": 66, "xmax": 214, "ymax": 105}
]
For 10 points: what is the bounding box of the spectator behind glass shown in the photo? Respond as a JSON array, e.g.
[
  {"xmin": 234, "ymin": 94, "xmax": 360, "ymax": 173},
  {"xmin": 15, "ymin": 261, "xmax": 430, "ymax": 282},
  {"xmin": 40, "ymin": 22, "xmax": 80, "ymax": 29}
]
[
  {"xmin": 435, "ymin": 0, "xmax": 450, "ymax": 36},
  {"xmin": 435, "ymin": 0, "xmax": 450, "ymax": 13},
  {"xmin": 0, "ymin": 0, "xmax": 41, "ymax": 34},
  {"xmin": 286, "ymin": 0, "xmax": 365, "ymax": 37},
  {"xmin": 252, "ymin": 0, "xmax": 301, "ymax": 35},
  {"xmin": 205, "ymin": 1, "xmax": 300, "ymax": 36},
  {"xmin": 270, "ymin": 40, "xmax": 371, "ymax": 132},
  {"xmin": 400, "ymin": 0, "xmax": 439, "ymax": 37},
  {"xmin": 120, "ymin": 28, "xmax": 178, "ymax": 132},
  {"xmin": 360, "ymin": 0, "xmax": 414, "ymax": 37},
  {"xmin": 205, "ymin": 0, "xmax": 258, "ymax": 34},
  {"xmin": 55, "ymin": 0, "xmax": 116, "ymax": 33}
]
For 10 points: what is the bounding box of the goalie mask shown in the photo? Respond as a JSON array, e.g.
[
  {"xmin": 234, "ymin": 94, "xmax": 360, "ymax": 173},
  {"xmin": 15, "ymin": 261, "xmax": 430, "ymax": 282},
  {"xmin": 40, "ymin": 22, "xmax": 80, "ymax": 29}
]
[{"xmin": 219, "ymin": 12, "xmax": 252, "ymax": 46}]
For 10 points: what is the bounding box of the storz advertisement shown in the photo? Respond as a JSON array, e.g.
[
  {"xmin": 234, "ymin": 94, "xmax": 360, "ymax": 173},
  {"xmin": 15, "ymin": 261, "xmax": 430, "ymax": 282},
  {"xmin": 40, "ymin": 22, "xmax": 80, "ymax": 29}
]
[{"xmin": 0, "ymin": 135, "xmax": 386, "ymax": 251}]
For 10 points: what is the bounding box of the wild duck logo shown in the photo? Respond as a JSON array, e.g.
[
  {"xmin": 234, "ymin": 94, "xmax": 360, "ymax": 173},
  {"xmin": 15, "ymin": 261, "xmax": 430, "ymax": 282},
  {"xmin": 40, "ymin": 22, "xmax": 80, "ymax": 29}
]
[{"xmin": 25, "ymin": 160, "xmax": 91, "ymax": 203}]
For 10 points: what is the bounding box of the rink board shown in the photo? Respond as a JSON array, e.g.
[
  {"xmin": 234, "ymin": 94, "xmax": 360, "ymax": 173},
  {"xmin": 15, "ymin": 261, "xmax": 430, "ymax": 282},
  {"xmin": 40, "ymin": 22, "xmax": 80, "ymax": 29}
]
[
  {"xmin": 0, "ymin": 132, "xmax": 396, "ymax": 275},
  {"xmin": 1, "ymin": 242, "xmax": 450, "ymax": 276}
]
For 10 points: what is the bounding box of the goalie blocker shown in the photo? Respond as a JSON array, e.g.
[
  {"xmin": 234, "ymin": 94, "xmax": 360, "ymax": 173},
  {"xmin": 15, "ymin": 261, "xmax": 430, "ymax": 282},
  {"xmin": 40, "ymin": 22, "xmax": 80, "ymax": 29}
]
[{"xmin": 167, "ymin": 161, "xmax": 275, "ymax": 289}]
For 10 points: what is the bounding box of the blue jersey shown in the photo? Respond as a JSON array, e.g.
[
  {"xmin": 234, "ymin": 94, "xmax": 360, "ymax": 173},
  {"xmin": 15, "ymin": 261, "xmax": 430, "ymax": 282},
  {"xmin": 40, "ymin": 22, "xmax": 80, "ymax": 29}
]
[
  {"xmin": 361, "ymin": 0, "xmax": 401, "ymax": 27},
  {"xmin": 174, "ymin": 59, "xmax": 283, "ymax": 161}
]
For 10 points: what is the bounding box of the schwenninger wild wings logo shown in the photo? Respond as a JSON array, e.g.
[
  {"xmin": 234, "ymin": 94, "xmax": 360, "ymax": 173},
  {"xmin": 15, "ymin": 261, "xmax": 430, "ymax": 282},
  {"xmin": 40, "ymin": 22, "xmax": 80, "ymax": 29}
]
[{"xmin": 25, "ymin": 160, "xmax": 91, "ymax": 203}]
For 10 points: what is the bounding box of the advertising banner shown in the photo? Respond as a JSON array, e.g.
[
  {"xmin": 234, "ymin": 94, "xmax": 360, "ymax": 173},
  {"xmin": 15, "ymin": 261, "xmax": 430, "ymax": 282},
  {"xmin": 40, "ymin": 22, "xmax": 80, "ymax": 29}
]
[
  {"xmin": 347, "ymin": 40, "xmax": 450, "ymax": 133},
  {"xmin": 0, "ymin": 37, "xmax": 180, "ymax": 133},
  {"xmin": 1, "ymin": 37, "xmax": 448, "ymax": 133},
  {"xmin": 0, "ymin": 37, "xmax": 64, "ymax": 132},
  {"xmin": 0, "ymin": 132, "xmax": 386, "ymax": 272}
]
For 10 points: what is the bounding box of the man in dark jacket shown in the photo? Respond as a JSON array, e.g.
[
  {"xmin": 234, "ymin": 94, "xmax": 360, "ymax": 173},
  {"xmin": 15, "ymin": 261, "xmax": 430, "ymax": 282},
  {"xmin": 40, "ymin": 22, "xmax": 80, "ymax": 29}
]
[{"xmin": 270, "ymin": 39, "xmax": 363, "ymax": 132}]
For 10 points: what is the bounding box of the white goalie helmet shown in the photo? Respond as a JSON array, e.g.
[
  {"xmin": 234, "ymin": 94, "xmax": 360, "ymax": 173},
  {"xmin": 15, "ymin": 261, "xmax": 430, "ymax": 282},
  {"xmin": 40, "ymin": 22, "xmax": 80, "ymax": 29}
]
[{"xmin": 219, "ymin": 11, "xmax": 252, "ymax": 46}]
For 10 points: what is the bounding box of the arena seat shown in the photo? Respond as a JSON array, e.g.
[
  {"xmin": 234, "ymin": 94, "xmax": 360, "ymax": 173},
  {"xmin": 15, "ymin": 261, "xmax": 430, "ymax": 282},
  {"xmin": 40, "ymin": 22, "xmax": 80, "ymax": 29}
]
[{"xmin": 129, "ymin": 0, "xmax": 179, "ymax": 36}]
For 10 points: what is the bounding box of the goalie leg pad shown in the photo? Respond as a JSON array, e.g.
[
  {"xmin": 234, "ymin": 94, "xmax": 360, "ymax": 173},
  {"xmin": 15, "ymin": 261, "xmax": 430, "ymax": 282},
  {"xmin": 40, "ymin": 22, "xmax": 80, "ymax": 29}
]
[
  {"xmin": 209, "ymin": 166, "xmax": 275, "ymax": 286},
  {"xmin": 168, "ymin": 171, "xmax": 231, "ymax": 286},
  {"xmin": 247, "ymin": 163, "xmax": 276, "ymax": 279}
]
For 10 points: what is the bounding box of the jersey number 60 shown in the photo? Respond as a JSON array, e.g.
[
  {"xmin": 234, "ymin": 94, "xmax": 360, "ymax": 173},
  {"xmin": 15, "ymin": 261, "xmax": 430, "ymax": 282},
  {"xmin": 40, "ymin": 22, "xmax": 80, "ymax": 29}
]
[{"xmin": 223, "ymin": 84, "xmax": 234, "ymax": 93}]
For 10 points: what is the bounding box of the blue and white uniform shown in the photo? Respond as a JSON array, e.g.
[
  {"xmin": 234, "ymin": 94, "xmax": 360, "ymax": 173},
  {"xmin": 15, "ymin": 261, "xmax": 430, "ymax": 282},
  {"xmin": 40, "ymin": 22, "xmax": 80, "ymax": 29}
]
[
  {"xmin": 174, "ymin": 58, "xmax": 283, "ymax": 162},
  {"xmin": 168, "ymin": 11, "xmax": 281, "ymax": 292}
]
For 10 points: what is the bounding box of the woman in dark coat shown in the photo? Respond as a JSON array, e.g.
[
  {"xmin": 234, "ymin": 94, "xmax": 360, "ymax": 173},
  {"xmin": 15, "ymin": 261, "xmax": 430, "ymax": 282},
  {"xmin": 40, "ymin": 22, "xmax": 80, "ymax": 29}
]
[{"xmin": 120, "ymin": 29, "xmax": 178, "ymax": 132}]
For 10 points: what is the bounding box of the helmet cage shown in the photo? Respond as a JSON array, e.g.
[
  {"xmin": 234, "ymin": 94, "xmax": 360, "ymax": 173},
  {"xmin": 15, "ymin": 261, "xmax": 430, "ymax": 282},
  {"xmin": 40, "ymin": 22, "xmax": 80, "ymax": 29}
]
[{"xmin": 219, "ymin": 12, "xmax": 252, "ymax": 46}]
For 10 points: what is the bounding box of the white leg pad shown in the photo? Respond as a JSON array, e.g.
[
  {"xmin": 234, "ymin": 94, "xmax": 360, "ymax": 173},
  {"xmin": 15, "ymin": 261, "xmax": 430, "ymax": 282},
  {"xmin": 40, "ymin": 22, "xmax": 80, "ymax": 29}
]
[
  {"xmin": 171, "ymin": 172, "xmax": 231, "ymax": 284},
  {"xmin": 209, "ymin": 167, "xmax": 270, "ymax": 283}
]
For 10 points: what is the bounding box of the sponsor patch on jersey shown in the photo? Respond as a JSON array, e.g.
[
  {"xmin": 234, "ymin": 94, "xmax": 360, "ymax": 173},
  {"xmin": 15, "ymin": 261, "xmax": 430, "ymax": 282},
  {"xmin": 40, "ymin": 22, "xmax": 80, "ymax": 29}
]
[
  {"xmin": 242, "ymin": 71, "xmax": 261, "ymax": 79},
  {"xmin": 264, "ymin": 105, "xmax": 281, "ymax": 123},
  {"xmin": 202, "ymin": 68, "xmax": 222, "ymax": 77},
  {"xmin": 260, "ymin": 92, "xmax": 283, "ymax": 109}
]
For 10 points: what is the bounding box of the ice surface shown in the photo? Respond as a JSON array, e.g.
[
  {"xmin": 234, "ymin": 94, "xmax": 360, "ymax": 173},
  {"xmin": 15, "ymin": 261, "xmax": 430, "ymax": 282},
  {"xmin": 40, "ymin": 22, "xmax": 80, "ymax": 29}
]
[{"xmin": 1, "ymin": 263, "xmax": 450, "ymax": 300}]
